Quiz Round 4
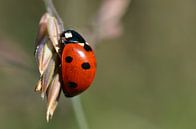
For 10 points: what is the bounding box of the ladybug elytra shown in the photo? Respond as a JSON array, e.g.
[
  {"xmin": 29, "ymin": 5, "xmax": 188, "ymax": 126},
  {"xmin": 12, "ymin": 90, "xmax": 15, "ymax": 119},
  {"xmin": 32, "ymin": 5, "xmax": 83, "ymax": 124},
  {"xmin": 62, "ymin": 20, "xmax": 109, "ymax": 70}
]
[{"xmin": 60, "ymin": 30, "xmax": 96, "ymax": 97}]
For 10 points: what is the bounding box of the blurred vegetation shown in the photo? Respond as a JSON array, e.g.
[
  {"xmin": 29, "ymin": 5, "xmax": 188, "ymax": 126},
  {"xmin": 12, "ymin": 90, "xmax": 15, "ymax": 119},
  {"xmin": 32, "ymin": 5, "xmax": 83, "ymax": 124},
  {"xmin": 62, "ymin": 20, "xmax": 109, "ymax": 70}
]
[{"xmin": 0, "ymin": 0, "xmax": 196, "ymax": 129}]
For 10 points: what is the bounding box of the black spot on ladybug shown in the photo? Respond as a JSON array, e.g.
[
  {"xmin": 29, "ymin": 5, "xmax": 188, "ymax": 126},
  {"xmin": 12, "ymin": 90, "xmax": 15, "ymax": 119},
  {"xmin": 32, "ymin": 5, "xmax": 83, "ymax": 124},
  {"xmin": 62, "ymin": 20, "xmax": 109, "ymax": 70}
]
[
  {"xmin": 65, "ymin": 56, "xmax": 73, "ymax": 63},
  {"xmin": 68, "ymin": 82, "xmax": 77, "ymax": 88},
  {"xmin": 81, "ymin": 62, "xmax": 91, "ymax": 70},
  {"xmin": 84, "ymin": 44, "xmax": 92, "ymax": 51}
]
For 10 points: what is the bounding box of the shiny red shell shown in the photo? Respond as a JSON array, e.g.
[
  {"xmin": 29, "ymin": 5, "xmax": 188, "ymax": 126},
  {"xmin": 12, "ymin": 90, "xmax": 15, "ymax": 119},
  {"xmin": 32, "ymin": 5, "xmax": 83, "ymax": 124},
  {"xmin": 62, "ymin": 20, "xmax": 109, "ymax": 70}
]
[{"xmin": 61, "ymin": 43, "xmax": 96, "ymax": 97}]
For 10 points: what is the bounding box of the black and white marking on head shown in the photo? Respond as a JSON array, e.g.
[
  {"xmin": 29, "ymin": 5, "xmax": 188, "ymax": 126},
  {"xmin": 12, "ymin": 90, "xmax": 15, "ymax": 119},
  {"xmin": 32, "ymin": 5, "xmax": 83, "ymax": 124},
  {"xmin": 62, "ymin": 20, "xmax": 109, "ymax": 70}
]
[
  {"xmin": 81, "ymin": 62, "xmax": 91, "ymax": 70},
  {"xmin": 65, "ymin": 56, "xmax": 73, "ymax": 63},
  {"xmin": 61, "ymin": 30, "xmax": 86, "ymax": 44},
  {"xmin": 64, "ymin": 32, "xmax": 73, "ymax": 39},
  {"xmin": 67, "ymin": 81, "xmax": 78, "ymax": 88}
]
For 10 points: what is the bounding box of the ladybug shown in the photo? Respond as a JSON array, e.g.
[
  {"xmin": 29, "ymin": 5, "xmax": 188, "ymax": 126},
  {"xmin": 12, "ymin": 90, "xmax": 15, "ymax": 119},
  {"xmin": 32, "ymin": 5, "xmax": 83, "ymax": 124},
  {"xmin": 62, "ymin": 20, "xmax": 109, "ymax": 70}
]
[{"xmin": 60, "ymin": 30, "xmax": 96, "ymax": 97}]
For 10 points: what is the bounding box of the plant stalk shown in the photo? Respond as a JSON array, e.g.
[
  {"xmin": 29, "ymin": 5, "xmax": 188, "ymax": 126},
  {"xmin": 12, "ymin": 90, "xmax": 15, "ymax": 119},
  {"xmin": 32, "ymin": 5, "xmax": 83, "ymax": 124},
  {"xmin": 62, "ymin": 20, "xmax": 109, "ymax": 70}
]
[{"xmin": 71, "ymin": 96, "xmax": 90, "ymax": 129}]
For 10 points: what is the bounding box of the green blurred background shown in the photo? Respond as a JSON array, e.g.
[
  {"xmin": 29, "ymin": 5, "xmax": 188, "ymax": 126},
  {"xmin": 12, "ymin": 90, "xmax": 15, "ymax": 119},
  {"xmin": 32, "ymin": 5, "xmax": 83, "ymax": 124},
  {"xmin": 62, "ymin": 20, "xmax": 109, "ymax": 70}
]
[{"xmin": 0, "ymin": 0, "xmax": 196, "ymax": 129}]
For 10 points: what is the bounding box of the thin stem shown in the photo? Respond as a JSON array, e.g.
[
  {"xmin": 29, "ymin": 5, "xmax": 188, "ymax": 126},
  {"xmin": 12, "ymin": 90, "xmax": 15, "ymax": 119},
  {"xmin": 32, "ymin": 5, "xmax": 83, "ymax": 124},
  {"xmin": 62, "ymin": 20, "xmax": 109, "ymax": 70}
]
[
  {"xmin": 43, "ymin": 0, "xmax": 64, "ymax": 32},
  {"xmin": 71, "ymin": 96, "xmax": 90, "ymax": 129}
]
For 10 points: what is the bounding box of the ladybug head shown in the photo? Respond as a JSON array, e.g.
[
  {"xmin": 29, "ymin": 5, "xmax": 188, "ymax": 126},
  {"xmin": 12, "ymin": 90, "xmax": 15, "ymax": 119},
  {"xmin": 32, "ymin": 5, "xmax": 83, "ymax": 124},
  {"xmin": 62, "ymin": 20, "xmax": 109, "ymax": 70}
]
[{"xmin": 60, "ymin": 30, "xmax": 86, "ymax": 44}]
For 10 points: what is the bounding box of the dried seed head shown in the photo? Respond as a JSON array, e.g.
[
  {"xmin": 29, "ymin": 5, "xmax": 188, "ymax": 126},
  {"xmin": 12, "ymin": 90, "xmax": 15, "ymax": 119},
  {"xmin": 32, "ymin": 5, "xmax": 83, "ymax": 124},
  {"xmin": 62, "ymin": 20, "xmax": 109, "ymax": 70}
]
[
  {"xmin": 34, "ymin": 13, "xmax": 61, "ymax": 76},
  {"xmin": 35, "ymin": 38, "xmax": 54, "ymax": 75},
  {"xmin": 35, "ymin": 13, "xmax": 50, "ymax": 47},
  {"xmin": 46, "ymin": 72, "xmax": 61, "ymax": 122},
  {"xmin": 34, "ymin": 12, "xmax": 63, "ymax": 122},
  {"xmin": 34, "ymin": 79, "xmax": 42, "ymax": 92},
  {"xmin": 47, "ymin": 15, "xmax": 61, "ymax": 55},
  {"xmin": 41, "ymin": 54, "xmax": 59, "ymax": 98}
]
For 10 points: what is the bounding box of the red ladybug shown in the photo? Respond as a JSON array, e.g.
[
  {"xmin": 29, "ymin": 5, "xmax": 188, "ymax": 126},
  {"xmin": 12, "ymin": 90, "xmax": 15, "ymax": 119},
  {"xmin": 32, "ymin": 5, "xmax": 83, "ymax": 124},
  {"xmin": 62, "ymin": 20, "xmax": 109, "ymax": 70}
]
[{"xmin": 60, "ymin": 30, "xmax": 96, "ymax": 97}]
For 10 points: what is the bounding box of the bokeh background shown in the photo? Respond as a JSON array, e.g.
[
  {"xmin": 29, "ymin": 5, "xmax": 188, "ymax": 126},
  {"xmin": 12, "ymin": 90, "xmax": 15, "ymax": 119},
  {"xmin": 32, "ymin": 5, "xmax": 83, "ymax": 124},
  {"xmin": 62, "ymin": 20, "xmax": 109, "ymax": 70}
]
[{"xmin": 0, "ymin": 0, "xmax": 196, "ymax": 129}]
